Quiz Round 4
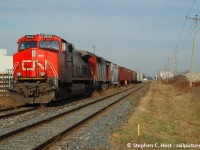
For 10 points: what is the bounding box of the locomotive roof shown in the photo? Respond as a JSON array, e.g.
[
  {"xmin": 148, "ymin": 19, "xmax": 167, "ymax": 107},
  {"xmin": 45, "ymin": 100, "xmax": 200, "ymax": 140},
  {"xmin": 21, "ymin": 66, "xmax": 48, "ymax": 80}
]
[
  {"xmin": 18, "ymin": 34, "xmax": 73, "ymax": 45},
  {"xmin": 77, "ymin": 50, "xmax": 95, "ymax": 57}
]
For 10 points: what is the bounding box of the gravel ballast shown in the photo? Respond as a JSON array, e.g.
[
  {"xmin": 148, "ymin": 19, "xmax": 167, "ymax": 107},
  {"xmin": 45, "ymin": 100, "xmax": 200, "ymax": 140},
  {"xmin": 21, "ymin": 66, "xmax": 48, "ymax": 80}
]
[{"xmin": 51, "ymin": 84, "xmax": 150, "ymax": 150}]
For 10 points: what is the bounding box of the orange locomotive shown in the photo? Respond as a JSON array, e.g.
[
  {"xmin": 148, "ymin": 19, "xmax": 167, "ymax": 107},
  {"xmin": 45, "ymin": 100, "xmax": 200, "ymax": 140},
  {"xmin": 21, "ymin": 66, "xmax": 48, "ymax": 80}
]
[{"xmin": 11, "ymin": 34, "xmax": 93, "ymax": 104}]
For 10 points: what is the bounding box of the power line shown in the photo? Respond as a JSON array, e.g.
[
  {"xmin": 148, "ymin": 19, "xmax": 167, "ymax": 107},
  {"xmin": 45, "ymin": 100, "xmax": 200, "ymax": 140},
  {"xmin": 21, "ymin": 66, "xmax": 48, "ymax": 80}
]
[
  {"xmin": 197, "ymin": 10, "xmax": 200, "ymax": 15},
  {"xmin": 175, "ymin": 18, "xmax": 186, "ymax": 47},
  {"xmin": 171, "ymin": 0, "xmax": 198, "ymax": 76},
  {"xmin": 175, "ymin": 0, "xmax": 197, "ymax": 48},
  {"xmin": 186, "ymin": 0, "xmax": 197, "ymax": 16},
  {"xmin": 179, "ymin": 22, "xmax": 194, "ymax": 50}
]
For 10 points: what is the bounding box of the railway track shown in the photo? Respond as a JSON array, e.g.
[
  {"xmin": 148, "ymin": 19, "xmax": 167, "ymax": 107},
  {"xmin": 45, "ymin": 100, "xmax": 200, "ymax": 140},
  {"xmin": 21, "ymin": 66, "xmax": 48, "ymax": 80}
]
[
  {"xmin": 0, "ymin": 105, "xmax": 25, "ymax": 113},
  {"xmin": 0, "ymin": 85, "xmax": 138, "ymax": 133},
  {"xmin": 0, "ymin": 106, "xmax": 38, "ymax": 120},
  {"xmin": 0, "ymin": 83, "xmax": 148, "ymax": 150},
  {"xmin": 0, "ymin": 85, "xmax": 135, "ymax": 120}
]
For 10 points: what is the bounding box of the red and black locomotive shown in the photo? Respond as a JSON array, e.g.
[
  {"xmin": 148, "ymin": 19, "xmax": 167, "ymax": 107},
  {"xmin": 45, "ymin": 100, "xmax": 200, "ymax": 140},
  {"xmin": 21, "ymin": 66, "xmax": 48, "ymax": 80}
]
[
  {"xmin": 11, "ymin": 34, "xmax": 94, "ymax": 103},
  {"xmin": 10, "ymin": 34, "xmax": 141, "ymax": 104}
]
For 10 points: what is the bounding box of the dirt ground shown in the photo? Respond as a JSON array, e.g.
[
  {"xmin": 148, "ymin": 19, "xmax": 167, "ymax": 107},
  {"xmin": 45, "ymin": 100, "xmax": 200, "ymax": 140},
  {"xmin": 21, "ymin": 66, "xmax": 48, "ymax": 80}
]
[
  {"xmin": 112, "ymin": 81, "xmax": 200, "ymax": 150},
  {"xmin": 0, "ymin": 96, "xmax": 24, "ymax": 109}
]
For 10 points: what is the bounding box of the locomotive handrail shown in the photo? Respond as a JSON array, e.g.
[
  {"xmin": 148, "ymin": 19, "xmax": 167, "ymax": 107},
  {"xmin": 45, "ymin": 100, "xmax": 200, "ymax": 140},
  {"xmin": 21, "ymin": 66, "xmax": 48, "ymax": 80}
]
[
  {"xmin": 47, "ymin": 61, "xmax": 58, "ymax": 87},
  {"xmin": 6, "ymin": 69, "xmax": 13, "ymax": 90},
  {"xmin": 13, "ymin": 62, "xmax": 19, "ymax": 75}
]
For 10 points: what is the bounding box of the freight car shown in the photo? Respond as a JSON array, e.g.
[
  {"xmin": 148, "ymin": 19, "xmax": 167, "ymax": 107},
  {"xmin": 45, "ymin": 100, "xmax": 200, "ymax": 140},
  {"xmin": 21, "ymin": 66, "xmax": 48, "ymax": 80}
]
[
  {"xmin": 132, "ymin": 70, "xmax": 137, "ymax": 83},
  {"xmin": 137, "ymin": 72, "xmax": 144, "ymax": 83},
  {"xmin": 107, "ymin": 62, "xmax": 119, "ymax": 85},
  {"xmin": 118, "ymin": 66, "xmax": 132, "ymax": 84}
]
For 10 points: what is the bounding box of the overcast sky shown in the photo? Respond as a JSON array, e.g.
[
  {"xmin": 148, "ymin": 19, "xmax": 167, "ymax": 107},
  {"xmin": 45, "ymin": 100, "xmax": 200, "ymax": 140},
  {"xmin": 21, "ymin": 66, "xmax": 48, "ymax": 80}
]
[{"xmin": 1, "ymin": 0, "xmax": 200, "ymax": 76}]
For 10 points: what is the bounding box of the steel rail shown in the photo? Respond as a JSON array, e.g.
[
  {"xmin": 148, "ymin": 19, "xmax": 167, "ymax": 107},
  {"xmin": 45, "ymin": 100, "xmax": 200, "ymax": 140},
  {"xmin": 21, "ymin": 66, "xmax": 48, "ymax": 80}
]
[
  {"xmin": 33, "ymin": 83, "xmax": 148, "ymax": 150},
  {"xmin": 0, "ymin": 105, "xmax": 26, "ymax": 113},
  {"xmin": 0, "ymin": 83, "xmax": 147, "ymax": 144},
  {"xmin": 0, "ymin": 107, "xmax": 37, "ymax": 120}
]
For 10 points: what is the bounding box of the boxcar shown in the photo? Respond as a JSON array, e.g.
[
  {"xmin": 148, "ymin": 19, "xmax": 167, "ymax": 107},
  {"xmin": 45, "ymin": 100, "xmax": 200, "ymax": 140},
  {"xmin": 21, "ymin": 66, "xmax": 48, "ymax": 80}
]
[
  {"xmin": 137, "ymin": 72, "xmax": 144, "ymax": 83},
  {"xmin": 111, "ymin": 63, "xmax": 119, "ymax": 85},
  {"xmin": 118, "ymin": 66, "xmax": 124, "ymax": 84},
  {"xmin": 124, "ymin": 67, "xmax": 130, "ymax": 83},
  {"xmin": 106, "ymin": 61, "xmax": 119, "ymax": 85},
  {"xmin": 118, "ymin": 66, "xmax": 129, "ymax": 84},
  {"xmin": 129, "ymin": 70, "xmax": 133, "ymax": 83},
  {"xmin": 133, "ymin": 71, "xmax": 137, "ymax": 83}
]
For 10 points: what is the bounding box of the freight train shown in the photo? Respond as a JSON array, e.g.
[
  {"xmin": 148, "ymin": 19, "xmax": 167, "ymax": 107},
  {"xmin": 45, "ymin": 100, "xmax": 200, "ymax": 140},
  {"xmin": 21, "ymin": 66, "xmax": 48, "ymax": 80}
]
[{"xmin": 10, "ymin": 34, "xmax": 143, "ymax": 104}]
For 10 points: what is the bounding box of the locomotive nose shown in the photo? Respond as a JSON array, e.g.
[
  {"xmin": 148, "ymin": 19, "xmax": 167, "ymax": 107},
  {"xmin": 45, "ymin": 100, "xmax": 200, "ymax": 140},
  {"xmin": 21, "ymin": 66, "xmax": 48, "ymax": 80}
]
[{"xmin": 17, "ymin": 49, "xmax": 47, "ymax": 78}]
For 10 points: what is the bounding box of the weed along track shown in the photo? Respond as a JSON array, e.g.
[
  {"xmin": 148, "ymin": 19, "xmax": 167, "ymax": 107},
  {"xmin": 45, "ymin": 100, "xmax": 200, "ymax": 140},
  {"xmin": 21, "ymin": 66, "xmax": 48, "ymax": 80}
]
[{"xmin": 0, "ymin": 83, "xmax": 149, "ymax": 150}]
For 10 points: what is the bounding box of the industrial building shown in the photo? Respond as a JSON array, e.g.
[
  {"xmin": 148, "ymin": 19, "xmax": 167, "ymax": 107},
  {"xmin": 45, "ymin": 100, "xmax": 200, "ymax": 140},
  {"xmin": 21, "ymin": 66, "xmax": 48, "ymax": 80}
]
[
  {"xmin": 184, "ymin": 72, "xmax": 200, "ymax": 82},
  {"xmin": 0, "ymin": 49, "xmax": 13, "ymax": 96},
  {"xmin": 159, "ymin": 71, "xmax": 173, "ymax": 80}
]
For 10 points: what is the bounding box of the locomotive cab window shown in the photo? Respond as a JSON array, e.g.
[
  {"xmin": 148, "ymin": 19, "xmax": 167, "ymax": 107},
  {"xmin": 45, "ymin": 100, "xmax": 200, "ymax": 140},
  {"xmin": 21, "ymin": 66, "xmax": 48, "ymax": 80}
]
[
  {"xmin": 19, "ymin": 41, "xmax": 37, "ymax": 50},
  {"xmin": 40, "ymin": 40, "xmax": 60, "ymax": 50}
]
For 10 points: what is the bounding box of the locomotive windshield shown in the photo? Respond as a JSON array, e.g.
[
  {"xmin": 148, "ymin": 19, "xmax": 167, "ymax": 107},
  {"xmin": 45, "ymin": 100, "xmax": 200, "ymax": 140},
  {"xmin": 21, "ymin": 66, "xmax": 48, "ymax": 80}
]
[
  {"xmin": 19, "ymin": 41, "xmax": 37, "ymax": 50},
  {"xmin": 40, "ymin": 40, "xmax": 60, "ymax": 50}
]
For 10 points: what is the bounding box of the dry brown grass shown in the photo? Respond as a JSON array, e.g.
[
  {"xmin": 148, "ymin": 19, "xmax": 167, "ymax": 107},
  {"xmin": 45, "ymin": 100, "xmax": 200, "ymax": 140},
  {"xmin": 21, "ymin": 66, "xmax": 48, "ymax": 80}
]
[
  {"xmin": 111, "ymin": 80, "xmax": 200, "ymax": 150},
  {"xmin": 92, "ymin": 84, "xmax": 133, "ymax": 98}
]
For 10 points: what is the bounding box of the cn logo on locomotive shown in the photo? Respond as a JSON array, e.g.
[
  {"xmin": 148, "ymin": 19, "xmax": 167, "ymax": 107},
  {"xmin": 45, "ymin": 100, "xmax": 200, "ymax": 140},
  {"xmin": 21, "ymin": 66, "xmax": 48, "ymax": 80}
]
[{"xmin": 22, "ymin": 60, "xmax": 47, "ymax": 71}]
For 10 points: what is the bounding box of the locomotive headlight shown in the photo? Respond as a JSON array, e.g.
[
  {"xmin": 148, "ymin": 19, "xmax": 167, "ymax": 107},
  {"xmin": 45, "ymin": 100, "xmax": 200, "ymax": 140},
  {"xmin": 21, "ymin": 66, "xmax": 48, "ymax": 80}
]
[
  {"xmin": 40, "ymin": 72, "xmax": 45, "ymax": 77},
  {"xmin": 17, "ymin": 72, "xmax": 22, "ymax": 77}
]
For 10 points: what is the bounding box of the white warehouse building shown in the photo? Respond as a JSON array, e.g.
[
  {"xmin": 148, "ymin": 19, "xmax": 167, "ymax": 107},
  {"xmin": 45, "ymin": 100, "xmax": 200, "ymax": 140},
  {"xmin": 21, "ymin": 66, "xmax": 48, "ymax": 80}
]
[
  {"xmin": 0, "ymin": 49, "xmax": 13, "ymax": 96},
  {"xmin": 0, "ymin": 49, "xmax": 13, "ymax": 73}
]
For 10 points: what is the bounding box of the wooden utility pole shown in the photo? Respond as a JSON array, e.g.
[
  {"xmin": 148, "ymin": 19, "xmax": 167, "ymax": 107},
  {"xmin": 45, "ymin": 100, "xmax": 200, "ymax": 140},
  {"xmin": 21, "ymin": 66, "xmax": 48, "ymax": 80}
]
[
  {"xmin": 186, "ymin": 15, "xmax": 199, "ymax": 89},
  {"xmin": 167, "ymin": 57, "xmax": 169, "ymax": 84},
  {"xmin": 164, "ymin": 64, "xmax": 167, "ymax": 82},
  {"xmin": 173, "ymin": 47, "xmax": 177, "ymax": 82}
]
